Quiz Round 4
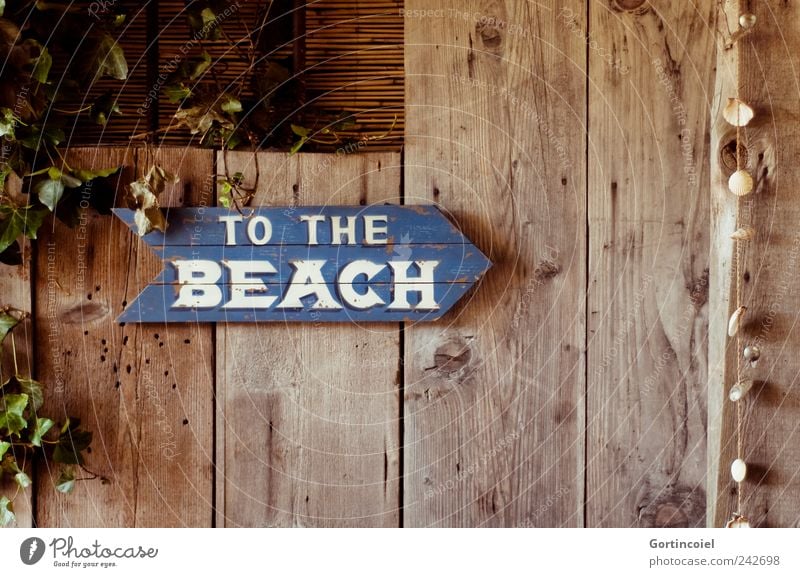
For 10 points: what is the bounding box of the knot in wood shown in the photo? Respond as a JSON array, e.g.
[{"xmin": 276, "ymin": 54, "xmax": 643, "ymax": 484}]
[
  {"xmin": 534, "ymin": 260, "xmax": 560, "ymax": 283},
  {"xmin": 610, "ymin": 0, "xmax": 649, "ymax": 14},
  {"xmin": 637, "ymin": 483, "xmax": 705, "ymax": 528},
  {"xmin": 475, "ymin": 20, "xmax": 503, "ymax": 51},
  {"xmin": 433, "ymin": 336, "xmax": 474, "ymax": 378}
]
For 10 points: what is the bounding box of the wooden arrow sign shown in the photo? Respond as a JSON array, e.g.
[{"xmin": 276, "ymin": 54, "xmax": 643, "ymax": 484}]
[{"xmin": 113, "ymin": 205, "xmax": 491, "ymax": 323}]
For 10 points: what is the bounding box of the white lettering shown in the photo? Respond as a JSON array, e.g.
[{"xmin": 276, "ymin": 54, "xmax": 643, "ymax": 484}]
[
  {"xmin": 364, "ymin": 215, "xmax": 388, "ymax": 245},
  {"xmin": 331, "ymin": 215, "xmax": 357, "ymax": 245},
  {"xmin": 277, "ymin": 260, "xmax": 342, "ymax": 309},
  {"xmin": 218, "ymin": 215, "xmax": 243, "ymax": 246},
  {"xmin": 222, "ymin": 260, "xmax": 277, "ymax": 308},
  {"xmin": 246, "ymin": 216, "xmax": 272, "ymax": 245},
  {"xmin": 338, "ymin": 260, "xmax": 386, "ymax": 309},
  {"xmin": 387, "ymin": 261, "xmax": 440, "ymax": 310},
  {"xmin": 300, "ymin": 215, "xmax": 326, "ymax": 245},
  {"xmin": 172, "ymin": 260, "xmax": 223, "ymax": 308}
]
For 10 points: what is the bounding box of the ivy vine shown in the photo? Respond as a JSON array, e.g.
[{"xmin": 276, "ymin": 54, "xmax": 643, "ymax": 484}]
[{"xmin": 0, "ymin": 307, "xmax": 98, "ymax": 527}]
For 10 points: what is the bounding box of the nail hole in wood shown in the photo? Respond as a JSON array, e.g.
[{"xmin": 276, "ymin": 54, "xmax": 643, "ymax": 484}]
[{"xmin": 721, "ymin": 139, "xmax": 748, "ymax": 172}]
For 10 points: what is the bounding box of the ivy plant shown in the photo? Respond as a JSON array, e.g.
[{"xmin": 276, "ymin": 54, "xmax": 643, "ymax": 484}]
[
  {"xmin": 0, "ymin": 1, "xmax": 128, "ymax": 265},
  {"xmin": 0, "ymin": 307, "xmax": 98, "ymax": 527}
]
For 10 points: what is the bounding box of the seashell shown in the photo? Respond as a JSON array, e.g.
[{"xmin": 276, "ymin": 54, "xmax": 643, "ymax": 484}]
[
  {"xmin": 739, "ymin": 13, "xmax": 757, "ymax": 29},
  {"xmin": 729, "ymin": 379, "xmax": 754, "ymax": 402},
  {"xmin": 731, "ymin": 458, "xmax": 747, "ymax": 483},
  {"xmin": 743, "ymin": 345, "xmax": 761, "ymax": 367},
  {"xmin": 729, "ymin": 169, "xmax": 754, "ymax": 196},
  {"xmin": 730, "ymin": 226, "xmax": 756, "ymax": 241},
  {"xmin": 723, "ymin": 98, "xmax": 755, "ymax": 127},
  {"xmin": 728, "ymin": 306, "xmax": 747, "ymax": 337},
  {"xmin": 726, "ymin": 514, "xmax": 751, "ymax": 528}
]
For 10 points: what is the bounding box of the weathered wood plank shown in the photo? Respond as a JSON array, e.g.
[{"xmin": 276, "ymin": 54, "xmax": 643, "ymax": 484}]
[
  {"xmin": 216, "ymin": 151, "xmax": 401, "ymax": 527},
  {"xmin": 34, "ymin": 147, "xmax": 214, "ymax": 527},
  {"xmin": 709, "ymin": 0, "xmax": 800, "ymax": 528},
  {"xmin": 586, "ymin": 1, "xmax": 715, "ymax": 527},
  {"xmin": 0, "ymin": 174, "xmax": 34, "ymax": 527},
  {"xmin": 404, "ymin": 0, "xmax": 587, "ymax": 526}
]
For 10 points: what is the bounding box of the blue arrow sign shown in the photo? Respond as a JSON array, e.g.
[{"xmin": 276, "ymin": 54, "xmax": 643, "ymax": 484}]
[{"xmin": 113, "ymin": 205, "xmax": 492, "ymax": 323}]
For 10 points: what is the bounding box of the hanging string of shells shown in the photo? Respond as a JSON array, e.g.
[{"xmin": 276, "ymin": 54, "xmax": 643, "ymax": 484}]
[{"xmin": 722, "ymin": 8, "xmax": 759, "ymax": 530}]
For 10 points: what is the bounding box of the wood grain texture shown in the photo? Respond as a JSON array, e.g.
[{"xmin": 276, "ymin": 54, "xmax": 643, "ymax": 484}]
[
  {"xmin": 586, "ymin": 1, "xmax": 716, "ymax": 527},
  {"xmin": 215, "ymin": 151, "xmax": 401, "ymax": 527},
  {"xmin": 404, "ymin": 0, "xmax": 587, "ymax": 527},
  {"xmin": 709, "ymin": 0, "xmax": 800, "ymax": 528},
  {"xmin": 34, "ymin": 147, "xmax": 214, "ymax": 527},
  {"xmin": 0, "ymin": 174, "xmax": 34, "ymax": 527}
]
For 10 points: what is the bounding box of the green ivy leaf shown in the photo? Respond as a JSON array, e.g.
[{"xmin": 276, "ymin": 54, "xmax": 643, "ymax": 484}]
[
  {"xmin": 34, "ymin": 177, "xmax": 65, "ymax": 211},
  {"xmin": 91, "ymin": 91, "xmax": 121, "ymax": 126},
  {"xmin": 14, "ymin": 471, "xmax": 31, "ymax": 489},
  {"xmin": 53, "ymin": 429, "xmax": 92, "ymax": 465},
  {"xmin": 73, "ymin": 166, "xmax": 119, "ymax": 182},
  {"xmin": 188, "ymin": 51, "xmax": 212, "ymax": 80},
  {"xmin": 0, "ymin": 311, "xmax": 20, "ymax": 342},
  {"xmin": 0, "ymin": 212, "xmax": 22, "ymax": 254},
  {"xmin": 19, "ymin": 124, "xmax": 64, "ymax": 150},
  {"xmin": 0, "ymin": 495, "xmax": 14, "ymax": 527},
  {"xmin": 164, "ymin": 84, "xmax": 191, "ymax": 104},
  {"xmin": 30, "ymin": 417, "xmax": 54, "ymax": 447},
  {"xmin": 223, "ymin": 129, "xmax": 242, "ymax": 150},
  {"xmin": 0, "ymin": 393, "xmax": 29, "ymax": 436},
  {"xmin": 55, "ymin": 466, "xmax": 75, "ymax": 493},
  {"xmin": 32, "ymin": 45, "xmax": 52, "ymax": 83},
  {"xmin": 217, "ymin": 180, "xmax": 232, "ymax": 208},
  {"xmin": 187, "ymin": 8, "xmax": 220, "ymax": 40},
  {"xmin": 291, "ymin": 124, "xmax": 310, "ymax": 137},
  {"xmin": 0, "ymin": 1, "xmax": 5, "ymax": 17},
  {"xmin": 17, "ymin": 377, "xmax": 44, "ymax": 411},
  {"xmin": 0, "ymin": 441, "xmax": 9, "ymax": 459},
  {"xmin": 289, "ymin": 135, "xmax": 308, "ymax": 156},
  {"xmin": 217, "ymin": 179, "xmax": 232, "ymax": 194},
  {"xmin": 86, "ymin": 34, "xmax": 128, "ymax": 81},
  {"xmin": 0, "ymin": 108, "xmax": 15, "ymax": 138},
  {"xmin": 221, "ymin": 97, "xmax": 242, "ymax": 114},
  {"xmin": 60, "ymin": 416, "xmax": 75, "ymax": 434},
  {"xmin": 0, "ymin": 452, "xmax": 21, "ymax": 474},
  {"xmin": 0, "ymin": 204, "xmax": 48, "ymax": 253},
  {"xmin": 0, "ymin": 206, "xmax": 49, "ymax": 249}
]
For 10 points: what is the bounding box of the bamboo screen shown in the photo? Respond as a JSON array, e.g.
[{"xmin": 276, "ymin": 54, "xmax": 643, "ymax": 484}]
[{"xmin": 60, "ymin": 0, "xmax": 403, "ymax": 151}]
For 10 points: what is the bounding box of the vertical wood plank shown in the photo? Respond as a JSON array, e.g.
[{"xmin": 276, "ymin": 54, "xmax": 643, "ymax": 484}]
[
  {"xmin": 0, "ymin": 175, "xmax": 34, "ymax": 527},
  {"xmin": 586, "ymin": 2, "xmax": 716, "ymax": 527},
  {"xmin": 216, "ymin": 151, "xmax": 401, "ymax": 527},
  {"xmin": 709, "ymin": 0, "xmax": 800, "ymax": 528},
  {"xmin": 35, "ymin": 146, "xmax": 214, "ymax": 527},
  {"xmin": 404, "ymin": 0, "xmax": 587, "ymax": 526}
]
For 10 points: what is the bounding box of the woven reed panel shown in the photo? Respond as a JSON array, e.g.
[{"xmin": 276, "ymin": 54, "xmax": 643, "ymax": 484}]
[
  {"xmin": 65, "ymin": 1, "xmax": 403, "ymax": 151},
  {"xmin": 57, "ymin": 1, "xmax": 151, "ymax": 146},
  {"xmin": 156, "ymin": 0, "xmax": 276, "ymax": 146},
  {"xmin": 304, "ymin": 0, "xmax": 404, "ymax": 149}
]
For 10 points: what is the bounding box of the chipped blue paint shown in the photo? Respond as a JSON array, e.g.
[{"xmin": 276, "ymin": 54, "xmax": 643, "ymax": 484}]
[{"xmin": 114, "ymin": 206, "xmax": 492, "ymax": 323}]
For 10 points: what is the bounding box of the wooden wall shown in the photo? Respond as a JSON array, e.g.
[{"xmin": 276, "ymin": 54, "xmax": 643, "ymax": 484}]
[
  {"xmin": 586, "ymin": 1, "xmax": 715, "ymax": 528},
  {"xmin": 709, "ymin": 0, "xmax": 800, "ymax": 529},
  {"xmin": 3, "ymin": 1, "xmax": 800, "ymax": 527}
]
